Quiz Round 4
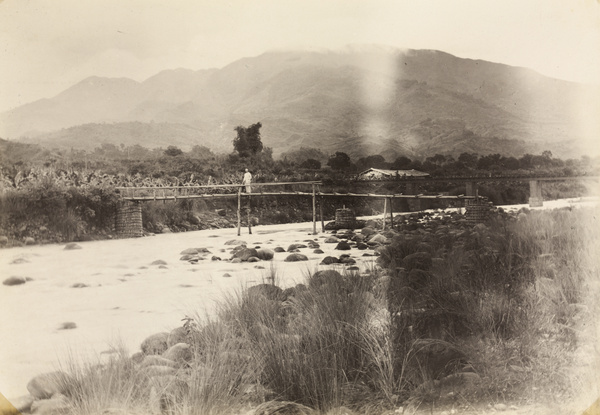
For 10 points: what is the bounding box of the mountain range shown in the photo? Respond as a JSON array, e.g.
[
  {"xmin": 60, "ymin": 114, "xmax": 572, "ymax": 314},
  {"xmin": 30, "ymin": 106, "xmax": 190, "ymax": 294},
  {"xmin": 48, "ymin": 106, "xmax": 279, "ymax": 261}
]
[{"xmin": 1, "ymin": 45, "xmax": 597, "ymax": 159}]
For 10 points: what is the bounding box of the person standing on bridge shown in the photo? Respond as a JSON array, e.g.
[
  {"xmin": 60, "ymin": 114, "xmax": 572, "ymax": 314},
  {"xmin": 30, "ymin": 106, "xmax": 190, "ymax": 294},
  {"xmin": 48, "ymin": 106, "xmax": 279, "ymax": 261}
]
[{"xmin": 242, "ymin": 168, "xmax": 252, "ymax": 193}]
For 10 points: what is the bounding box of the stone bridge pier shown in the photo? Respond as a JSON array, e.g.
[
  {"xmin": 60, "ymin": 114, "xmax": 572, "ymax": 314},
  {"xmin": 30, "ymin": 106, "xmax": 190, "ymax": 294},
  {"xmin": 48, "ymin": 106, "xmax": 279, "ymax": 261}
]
[
  {"xmin": 465, "ymin": 181, "xmax": 478, "ymax": 197},
  {"xmin": 529, "ymin": 180, "xmax": 543, "ymax": 207},
  {"xmin": 115, "ymin": 200, "xmax": 143, "ymax": 238}
]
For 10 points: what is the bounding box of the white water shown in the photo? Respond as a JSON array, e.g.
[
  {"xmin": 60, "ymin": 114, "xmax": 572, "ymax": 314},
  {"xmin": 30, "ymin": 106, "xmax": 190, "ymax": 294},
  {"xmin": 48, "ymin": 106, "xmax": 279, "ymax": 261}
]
[{"xmin": 0, "ymin": 220, "xmax": 379, "ymax": 399}]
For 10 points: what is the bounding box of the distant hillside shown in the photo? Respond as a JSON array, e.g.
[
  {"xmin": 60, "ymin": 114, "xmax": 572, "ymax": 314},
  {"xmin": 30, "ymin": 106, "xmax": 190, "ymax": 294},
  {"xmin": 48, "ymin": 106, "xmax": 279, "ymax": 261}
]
[{"xmin": 2, "ymin": 46, "xmax": 597, "ymax": 158}]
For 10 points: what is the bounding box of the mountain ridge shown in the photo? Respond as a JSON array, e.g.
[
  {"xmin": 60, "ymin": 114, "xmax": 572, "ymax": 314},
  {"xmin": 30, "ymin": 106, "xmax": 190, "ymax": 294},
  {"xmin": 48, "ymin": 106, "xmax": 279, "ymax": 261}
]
[{"xmin": 1, "ymin": 46, "xmax": 596, "ymax": 159}]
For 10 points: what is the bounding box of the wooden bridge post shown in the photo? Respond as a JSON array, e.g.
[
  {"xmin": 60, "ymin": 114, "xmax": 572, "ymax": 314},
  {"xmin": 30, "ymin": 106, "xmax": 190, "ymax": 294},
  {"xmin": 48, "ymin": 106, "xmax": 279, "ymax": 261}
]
[
  {"xmin": 320, "ymin": 195, "xmax": 325, "ymax": 232},
  {"xmin": 312, "ymin": 184, "xmax": 317, "ymax": 235},
  {"xmin": 382, "ymin": 198, "xmax": 388, "ymax": 230},
  {"xmin": 247, "ymin": 194, "xmax": 252, "ymax": 235},
  {"xmin": 389, "ymin": 197, "xmax": 394, "ymax": 230},
  {"xmin": 529, "ymin": 180, "xmax": 543, "ymax": 207},
  {"xmin": 237, "ymin": 187, "xmax": 242, "ymax": 236}
]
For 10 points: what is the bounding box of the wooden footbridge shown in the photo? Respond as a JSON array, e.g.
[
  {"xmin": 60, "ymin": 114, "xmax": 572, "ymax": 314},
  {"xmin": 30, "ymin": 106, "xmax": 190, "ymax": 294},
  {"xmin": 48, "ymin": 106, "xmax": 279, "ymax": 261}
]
[
  {"xmin": 114, "ymin": 174, "xmax": 598, "ymax": 238},
  {"xmin": 115, "ymin": 181, "xmax": 477, "ymax": 237}
]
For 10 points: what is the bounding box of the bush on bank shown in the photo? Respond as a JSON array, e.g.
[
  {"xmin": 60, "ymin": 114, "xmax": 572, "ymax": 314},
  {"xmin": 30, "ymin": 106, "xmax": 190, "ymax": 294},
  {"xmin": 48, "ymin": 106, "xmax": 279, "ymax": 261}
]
[{"xmin": 0, "ymin": 180, "xmax": 120, "ymax": 245}]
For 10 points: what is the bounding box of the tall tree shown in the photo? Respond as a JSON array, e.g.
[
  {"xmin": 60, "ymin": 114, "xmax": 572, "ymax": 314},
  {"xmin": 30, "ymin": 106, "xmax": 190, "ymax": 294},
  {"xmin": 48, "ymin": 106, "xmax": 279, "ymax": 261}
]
[{"xmin": 233, "ymin": 122, "xmax": 263, "ymax": 157}]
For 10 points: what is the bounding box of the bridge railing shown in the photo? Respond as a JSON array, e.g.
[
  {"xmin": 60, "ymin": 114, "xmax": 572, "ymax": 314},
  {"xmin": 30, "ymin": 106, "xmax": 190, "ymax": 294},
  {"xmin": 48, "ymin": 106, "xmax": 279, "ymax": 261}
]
[{"xmin": 115, "ymin": 181, "xmax": 323, "ymax": 200}]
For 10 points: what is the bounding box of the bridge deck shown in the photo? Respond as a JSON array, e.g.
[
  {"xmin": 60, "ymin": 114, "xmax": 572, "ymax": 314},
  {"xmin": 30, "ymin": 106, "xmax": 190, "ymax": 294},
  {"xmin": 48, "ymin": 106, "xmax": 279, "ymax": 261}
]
[{"xmin": 120, "ymin": 191, "xmax": 476, "ymax": 201}]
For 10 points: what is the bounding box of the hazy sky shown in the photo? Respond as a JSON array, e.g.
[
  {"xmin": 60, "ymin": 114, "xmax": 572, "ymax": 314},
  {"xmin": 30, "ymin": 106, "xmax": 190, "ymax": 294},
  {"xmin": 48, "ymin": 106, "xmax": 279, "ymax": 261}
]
[{"xmin": 1, "ymin": 0, "xmax": 599, "ymax": 112}]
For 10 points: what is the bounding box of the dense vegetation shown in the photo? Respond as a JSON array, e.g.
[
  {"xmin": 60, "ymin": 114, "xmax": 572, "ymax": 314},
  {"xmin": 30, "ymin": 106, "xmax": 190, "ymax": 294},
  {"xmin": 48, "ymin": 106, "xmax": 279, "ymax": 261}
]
[{"xmin": 1, "ymin": 135, "xmax": 598, "ymax": 246}]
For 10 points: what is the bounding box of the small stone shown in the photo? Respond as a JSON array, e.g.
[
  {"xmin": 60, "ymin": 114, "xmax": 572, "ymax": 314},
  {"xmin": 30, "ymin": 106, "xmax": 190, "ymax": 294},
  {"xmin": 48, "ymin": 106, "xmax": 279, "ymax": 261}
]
[
  {"xmin": 70, "ymin": 283, "xmax": 88, "ymax": 288},
  {"xmin": 223, "ymin": 273, "xmax": 233, "ymax": 278},
  {"xmin": 285, "ymin": 253, "xmax": 309, "ymax": 262},
  {"xmin": 494, "ymin": 403, "xmax": 508, "ymax": 411},
  {"xmin": 24, "ymin": 237, "xmax": 35, "ymax": 245},
  {"xmin": 180, "ymin": 248, "xmax": 199, "ymax": 255},
  {"xmin": 58, "ymin": 322, "xmax": 77, "ymax": 330},
  {"xmin": 274, "ymin": 247, "xmax": 286, "ymax": 253},
  {"xmin": 151, "ymin": 260, "xmax": 167, "ymax": 266},
  {"xmin": 3, "ymin": 276, "xmax": 28, "ymax": 286},
  {"xmin": 64, "ymin": 242, "xmax": 82, "ymax": 250},
  {"xmin": 211, "ymin": 256, "xmax": 221, "ymax": 261}
]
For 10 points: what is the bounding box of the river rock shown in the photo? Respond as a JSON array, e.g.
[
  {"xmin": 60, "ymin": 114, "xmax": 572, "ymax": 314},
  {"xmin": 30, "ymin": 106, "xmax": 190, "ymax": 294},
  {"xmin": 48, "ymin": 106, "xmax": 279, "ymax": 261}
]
[
  {"xmin": 3, "ymin": 276, "xmax": 28, "ymax": 286},
  {"xmin": 58, "ymin": 322, "xmax": 77, "ymax": 330},
  {"xmin": 64, "ymin": 242, "xmax": 82, "ymax": 250},
  {"xmin": 313, "ymin": 249, "xmax": 324, "ymax": 254},
  {"xmin": 274, "ymin": 247, "xmax": 286, "ymax": 253},
  {"xmin": 309, "ymin": 270, "xmax": 344, "ymax": 290},
  {"xmin": 403, "ymin": 251, "xmax": 433, "ymax": 271},
  {"xmin": 141, "ymin": 332, "xmax": 169, "ymax": 355},
  {"xmin": 27, "ymin": 371, "xmax": 73, "ymax": 399},
  {"xmin": 30, "ymin": 393, "xmax": 70, "ymax": 415},
  {"xmin": 251, "ymin": 400, "xmax": 315, "ymax": 415},
  {"xmin": 167, "ymin": 326, "xmax": 188, "ymax": 347},
  {"xmin": 247, "ymin": 284, "xmax": 285, "ymax": 301},
  {"xmin": 287, "ymin": 243, "xmax": 307, "ymax": 251},
  {"xmin": 232, "ymin": 247, "xmax": 259, "ymax": 261},
  {"xmin": 361, "ymin": 227, "xmax": 377, "ymax": 237},
  {"xmin": 335, "ymin": 241, "xmax": 352, "ymax": 250},
  {"xmin": 256, "ymin": 248, "xmax": 274, "ymax": 260},
  {"xmin": 320, "ymin": 256, "xmax": 339, "ymax": 265},
  {"xmin": 324, "ymin": 236, "xmax": 339, "ymax": 243},
  {"xmin": 368, "ymin": 234, "xmax": 388, "ymax": 244},
  {"xmin": 150, "ymin": 260, "xmax": 167, "ymax": 266},
  {"xmin": 285, "ymin": 253, "xmax": 308, "ymax": 262},
  {"xmin": 163, "ymin": 343, "xmax": 192, "ymax": 366},
  {"xmin": 8, "ymin": 394, "xmax": 34, "ymax": 413},
  {"xmin": 24, "ymin": 237, "xmax": 35, "ymax": 245},
  {"xmin": 180, "ymin": 248, "xmax": 199, "ymax": 255},
  {"xmin": 225, "ymin": 239, "xmax": 246, "ymax": 246},
  {"xmin": 70, "ymin": 283, "xmax": 88, "ymax": 288}
]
